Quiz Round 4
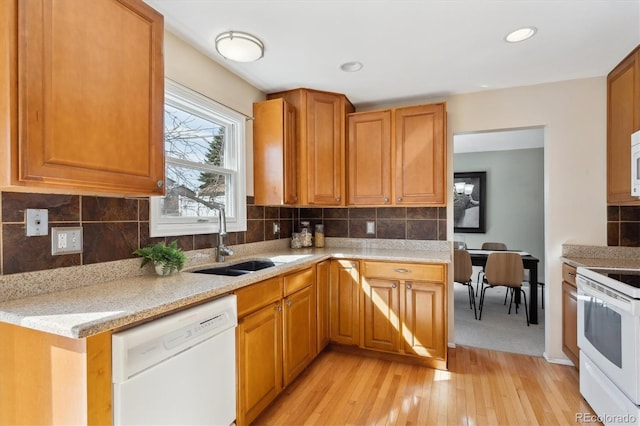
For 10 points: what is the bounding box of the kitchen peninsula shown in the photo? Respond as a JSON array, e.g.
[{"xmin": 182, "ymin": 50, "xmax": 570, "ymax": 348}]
[{"xmin": 0, "ymin": 238, "xmax": 450, "ymax": 425}]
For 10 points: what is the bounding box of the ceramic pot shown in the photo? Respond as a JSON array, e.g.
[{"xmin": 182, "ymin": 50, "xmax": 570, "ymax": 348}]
[{"xmin": 154, "ymin": 262, "xmax": 174, "ymax": 276}]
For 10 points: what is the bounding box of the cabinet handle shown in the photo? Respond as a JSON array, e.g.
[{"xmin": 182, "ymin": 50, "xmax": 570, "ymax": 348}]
[
  {"xmin": 568, "ymin": 272, "xmax": 576, "ymax": 277},
  {"xmin": 392, "ymin": 283, "xmax": 396, "ymax": 288},
  {"xmin": 384, "ymin": 197, "xmax": 389, "ymax": 203},
  {"xmin": 156, "ymin": 180, "xmax": 164, "ymax": 188},
  {"xmin": 287, "ymin": 300, "xmax": 292, "ymax": 307},
  {"xmin": 397, "ymin": 197, "xmax": 402, "ymax": 202},
  {"xmin": 406, "ymin": 284, "xmax": 412, "ymax": 290},
  {"xmin": 394, "ymin": 268, "xmax": 411, "ymax": 274}
]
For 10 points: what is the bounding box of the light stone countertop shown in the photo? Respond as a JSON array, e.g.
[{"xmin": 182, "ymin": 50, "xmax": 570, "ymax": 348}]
[
  {"xmin": 0, "ymin": 239, "xmax": 451, "ymax": 339},
  {"xmin": 562, "ymin": 244, "xmax": 640, "ymax": 269}
]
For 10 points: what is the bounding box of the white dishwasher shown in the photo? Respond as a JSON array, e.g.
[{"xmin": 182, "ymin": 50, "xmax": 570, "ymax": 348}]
[{"xmin": 112, "ymin": 294, "xmax": 237, "ymax": 425}]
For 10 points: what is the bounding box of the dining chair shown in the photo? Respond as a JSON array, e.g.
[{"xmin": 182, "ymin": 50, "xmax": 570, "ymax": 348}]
[
  {"xmin": 478, "ymin": 252, "xmax": 529, "ymax": 326},
  {"xmin": 481, "ymin": 242, "xmax": 508, "ymax": 251},
  {"xmin": 476, "ymin": 242, "xmax": 508, "ymax": 296},
  {"xmin": 454, "ymin": 249, "xmax": 477, "ymax": 319},
  {"xmin": 453, "ymin": 240, "xmax": 467, "ymax": 250}
]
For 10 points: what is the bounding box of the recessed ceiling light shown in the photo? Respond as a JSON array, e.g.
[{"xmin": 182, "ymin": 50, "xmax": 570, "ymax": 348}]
[
  {"xmin": 340, "ymin": 61, "xmax": 363, "ymax": 72},
  {"xmin": 480, "ymin": 84, "xmax": 489, "ymax": 88},
  {"xmin": 504, "ymin": 26, "xmax": 537, "ymax": 43}
]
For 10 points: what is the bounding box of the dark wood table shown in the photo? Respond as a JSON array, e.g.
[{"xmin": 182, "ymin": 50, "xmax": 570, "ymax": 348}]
[{"xmin": 467, "ymin": 250, "xmax": 540, "ymax": 324}]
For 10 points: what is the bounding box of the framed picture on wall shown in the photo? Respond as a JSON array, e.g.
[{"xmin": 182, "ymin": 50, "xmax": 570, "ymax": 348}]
[{"xmin": 454, "ymin": 171, "xmax": 486, "ymax": 233}]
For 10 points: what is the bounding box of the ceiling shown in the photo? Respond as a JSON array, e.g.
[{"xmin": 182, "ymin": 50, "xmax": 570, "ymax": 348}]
[
  {"xmin": 454, "ymin": 128, "xmax": 544, "ymax": 153},
  {"xmin": 144, "ymin": 0, "xmax": 640, "ymax": 109}
]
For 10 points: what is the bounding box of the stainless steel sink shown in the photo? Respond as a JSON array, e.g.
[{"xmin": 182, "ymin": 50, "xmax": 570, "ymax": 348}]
[{"xmin": 191, "ymin": 259, "xmax": 277, "ymax": 276}]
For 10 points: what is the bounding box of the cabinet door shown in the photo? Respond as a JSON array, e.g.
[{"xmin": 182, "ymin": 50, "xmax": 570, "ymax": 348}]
[
  {"xmin": 330, "ymin": 260, "xmax": 360, "ymax": 345},
  {"xmin": 306, "ymin": 91, "xmax": 345, "ymax": 205},
  {"xmin": 607, "ymin": 48, "xmax": 640, "ymax": 204},
  {"xmin": 348, "ymin": 111, "xmax": 392, "ymax": 205},
  {"xmin": 283, "ymin": 285, "xmax": 316, "ymax": 386},
  {"xmin": 562, "ymin": 281, "xmax": 579, "ymax": 368},
  {"xmin": 253, "ymin": 98, "xmax": 298, "ymax": 205},
  {"xmin": 316, "ymin": 260, "xmax": 331, "ymax": 352},
  {"xmin": 11, "ymin": 0, "xmax": 164, "ymax": 195},
  {"xmin": 402, "ymin": 280, "xmax": 446, "ymax": 361},
  {"xmin": 361, "ymin": 277, "xmax": 400, "ymax": 352},
  {"xmin": 237, "ymin": 302, "xmax": 283, "ymax": 426},
  {"xmin": 394, "ymin": 104, "xmax": 446, "ymax": 205}
]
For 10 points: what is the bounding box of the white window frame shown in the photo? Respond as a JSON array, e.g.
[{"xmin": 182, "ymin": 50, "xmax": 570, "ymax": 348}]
[{"xmin": 150, "ymin": 79, "xmax": 247, "ymax": 237}]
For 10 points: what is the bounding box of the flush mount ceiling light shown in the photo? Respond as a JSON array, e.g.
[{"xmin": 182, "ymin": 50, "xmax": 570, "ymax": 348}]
[
  {"xmin": 340, "ymin": 61, "xmax": 363, "ymax": 72},
  {"xmin": 215, "ymin": 31, "xmax": 264, "ymax": 62},
  {"xmin": 504, "ymin": 26, "xmax": 537, "ymax": 43}
]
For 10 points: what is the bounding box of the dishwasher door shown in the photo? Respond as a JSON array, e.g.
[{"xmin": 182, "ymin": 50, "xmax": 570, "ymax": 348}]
[{"xmin": 112, "ymin": 295, "xmax": 237, "ymax": 426}]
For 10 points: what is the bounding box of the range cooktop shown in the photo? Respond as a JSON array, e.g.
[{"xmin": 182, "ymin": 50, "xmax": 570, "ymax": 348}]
[{"xmin": 577, "ymin": 267, "xmax": 640, "ymax": 298}]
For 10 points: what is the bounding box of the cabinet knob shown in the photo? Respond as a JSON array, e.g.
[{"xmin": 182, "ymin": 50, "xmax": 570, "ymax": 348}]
[
  {"xmin": 384, "ymin": 197, "xmax": 389, "ymax": 203},
  {"xmin": 351, "ymin": 262, "xmax": 357, "ymax": 268},
  {"xmin": 392, "ymin": 283, "xmax": 396, "ymax": 289},
  {"xmin": 406, "ymin": 284, "xmax": 412, "ymax": 290},
  {"xmin": 336, "ymin": 197, "xmax": 341, "ymax": 202},
  {"xmin": 156, "ymin": 180, "xmax": 164, "ymax": 188},
  {"xmin": 397, "ymin": 197, "xmax": 402, "ymax": 202},
  {"xmin": 294, "ymin": 195, "xmax": 298, "ymax": 202},
  {"xmin": 287, "ymin": 300, "xmax": 292, "ymax": 307},
  {"xmin": 276, "ymin": 305, "xmax": 282, "ymax": 312}
]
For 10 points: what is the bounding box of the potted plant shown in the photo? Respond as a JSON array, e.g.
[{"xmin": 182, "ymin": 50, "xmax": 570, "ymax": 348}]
[{"xmin": 133, "ymin": 240, "xmax": 187, "ymax": 276}]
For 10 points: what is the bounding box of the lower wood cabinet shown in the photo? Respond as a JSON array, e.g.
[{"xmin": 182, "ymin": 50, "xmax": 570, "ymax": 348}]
[
  {"xmin": 235, "ymin": 266, "xmax": 316, "ymax": 426},
  {"xmin": 316, "ymin": 260, "xmax": 331, "ymax": 352},
  {"xmin": 329, "ymin": 259, "xmax": 360, "ymax": 346},
  {"xmin": 562, "ymin": 263, "xmax": 579, "ymax": 368},
  {"xmin": 360, "ymin": 261, "xmax": 447, "ymax": 369}
]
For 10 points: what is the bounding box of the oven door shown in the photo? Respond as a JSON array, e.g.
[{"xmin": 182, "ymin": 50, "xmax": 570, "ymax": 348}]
[{"xmin": 577, "ymin": 275, "xmax": 640, "ymax": 404}]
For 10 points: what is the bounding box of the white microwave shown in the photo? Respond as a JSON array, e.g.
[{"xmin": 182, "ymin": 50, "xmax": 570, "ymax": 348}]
[{"xmin": 632, "ymin": 130, "xmax": 640, "ymax": 197}]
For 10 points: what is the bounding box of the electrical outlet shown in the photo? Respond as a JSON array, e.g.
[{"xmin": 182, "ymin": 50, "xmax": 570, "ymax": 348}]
[
  {"xmin": 366, "ymin": 221, "xmax": 376, "ymax": 235},
  {"xmin": 51, "ymin": 227, "xmax": 83, "ymax": 255},
  {"xmin": 273, "ymin": 222, "xmax": 280, "ymax": 235}
]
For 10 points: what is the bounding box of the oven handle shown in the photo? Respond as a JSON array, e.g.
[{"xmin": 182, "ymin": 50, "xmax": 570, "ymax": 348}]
[{"xmin": 578, "ymin": 282, "xmax": 633, "ymax": 313}]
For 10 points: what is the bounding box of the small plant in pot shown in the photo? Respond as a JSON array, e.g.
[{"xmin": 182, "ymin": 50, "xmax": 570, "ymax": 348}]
[{"xmin": 133, "ymin": 240, "xmax": 187, "ymax": 276}]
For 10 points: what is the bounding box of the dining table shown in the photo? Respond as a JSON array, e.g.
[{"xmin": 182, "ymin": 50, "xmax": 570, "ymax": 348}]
[{"xmin": 467, "ymin": 249, "xmax": 540, "ymax": 324}]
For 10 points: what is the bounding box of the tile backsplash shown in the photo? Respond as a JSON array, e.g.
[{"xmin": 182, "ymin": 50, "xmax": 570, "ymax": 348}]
[
  {"xmin": 0, "ymin": 191, "xmax": 446, "ymax": 275},
  {"xmin": 607, "ymin": 205, "xmax": 640, "ymax": 246}
]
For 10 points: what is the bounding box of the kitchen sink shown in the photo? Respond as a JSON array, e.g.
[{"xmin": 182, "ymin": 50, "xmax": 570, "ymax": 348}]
[{"xmin": 191, "ymin": 259, "xmax": 277, "ymax": 276}]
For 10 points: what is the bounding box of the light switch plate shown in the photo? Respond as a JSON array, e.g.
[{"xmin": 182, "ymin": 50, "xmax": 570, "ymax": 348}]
[
  {"xmin": 25, "ymin": 209, "xmax": 48, "ymax": 236},
  {"xmin": 51, "ymin": 227, "xmax": 83, "ymax": 255},
  {"xmin": 366, "ymin": 221, "xmax": 375, "ymax": 235}
]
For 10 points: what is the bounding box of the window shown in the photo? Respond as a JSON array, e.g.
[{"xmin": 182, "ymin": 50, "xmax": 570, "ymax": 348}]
[{"xmin": 150, "ymin": 79, "xmax": 246, "ymax": 237}]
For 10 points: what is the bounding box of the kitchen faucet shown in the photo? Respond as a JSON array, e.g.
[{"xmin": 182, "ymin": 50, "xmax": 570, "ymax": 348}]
[{"xmin": 168, "ymin": 186, "xmax": 234, "ymax": 262}]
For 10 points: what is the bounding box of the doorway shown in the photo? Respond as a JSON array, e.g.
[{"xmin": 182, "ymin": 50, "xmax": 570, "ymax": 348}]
[{"xmin": 452, "ymin": 127, "xmax": 545, "ymax": 356}]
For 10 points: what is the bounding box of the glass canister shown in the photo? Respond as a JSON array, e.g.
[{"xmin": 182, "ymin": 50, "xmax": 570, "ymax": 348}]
[
  {"xmin": 300, "ymin": 221, "xmax": 313, "ymax": 247},
  {"xmin": 314, "ymin": 224, "xmax": 325, "ymax": 248},
  {"xmin": 291, "ymin": 232, "xmax": 302, "ymax": 249}
]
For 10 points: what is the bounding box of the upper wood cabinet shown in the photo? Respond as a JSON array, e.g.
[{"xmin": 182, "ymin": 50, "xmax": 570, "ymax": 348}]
[
  {"xmin": 348, "ymin": 110, "xmax": 393, "ymax": 205},
  {"xmin": 259, "ymin": 88, "xmax": 354, "ymax": 206},
  {"xmin": 253, "ymin": 98, "xmax": 298, "ymax": 205},
  {"xmin": 0, "ymin": 0, "xmax": 165, "ymax": 196},
  {"xmin": 347, "ymin": 103, "xmax": 446, "ymax": 206},
  {"xmin": 607, "ymin": 44, "xmax": 640, "ymax": 204}
]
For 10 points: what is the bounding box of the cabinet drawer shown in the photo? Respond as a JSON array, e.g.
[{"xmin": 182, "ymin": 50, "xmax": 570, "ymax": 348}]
[
  {"xmin": 363, "ymin": 261, "xmax": 445, "ymax": 282},
  {"xmin": 562, "ymin": 263, "xmax": 577, "ymax": 287},
  {"xmin": 236, "ymin": 277, "xmax": 283, "ymax": 318},
  {"xmin": 284, "ymin": 267, "xmax": 315, "ymax": 296}
]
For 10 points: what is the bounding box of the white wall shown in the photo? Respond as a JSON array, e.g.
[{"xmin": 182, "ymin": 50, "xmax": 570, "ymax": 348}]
[
  {"xmin": 454, "ymin": 147, "xmax": 545, "ymax": 276},
  {"xmin": 447, "ymin": 78, "xmax": 607, "ymax": 362},
  {"xmin": 164, "ymin": 32, "xmax": 265, "ymax": 196}
]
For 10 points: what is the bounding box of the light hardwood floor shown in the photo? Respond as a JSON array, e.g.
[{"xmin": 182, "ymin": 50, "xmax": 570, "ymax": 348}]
[{"xmin": 254, "ymin": 346, "xmax": 596, "ymax": 426}]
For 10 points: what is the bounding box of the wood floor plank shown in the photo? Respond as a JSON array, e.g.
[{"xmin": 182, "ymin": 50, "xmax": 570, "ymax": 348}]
[{"xmin": 253, "ymin": 345, "xmax": 595, "ymax": 426}]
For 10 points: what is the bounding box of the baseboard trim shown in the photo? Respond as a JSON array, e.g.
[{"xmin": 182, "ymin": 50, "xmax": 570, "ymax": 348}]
[{"xmin": 543, "ymin": 352, "xmax": 576, "ymax": 366}]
